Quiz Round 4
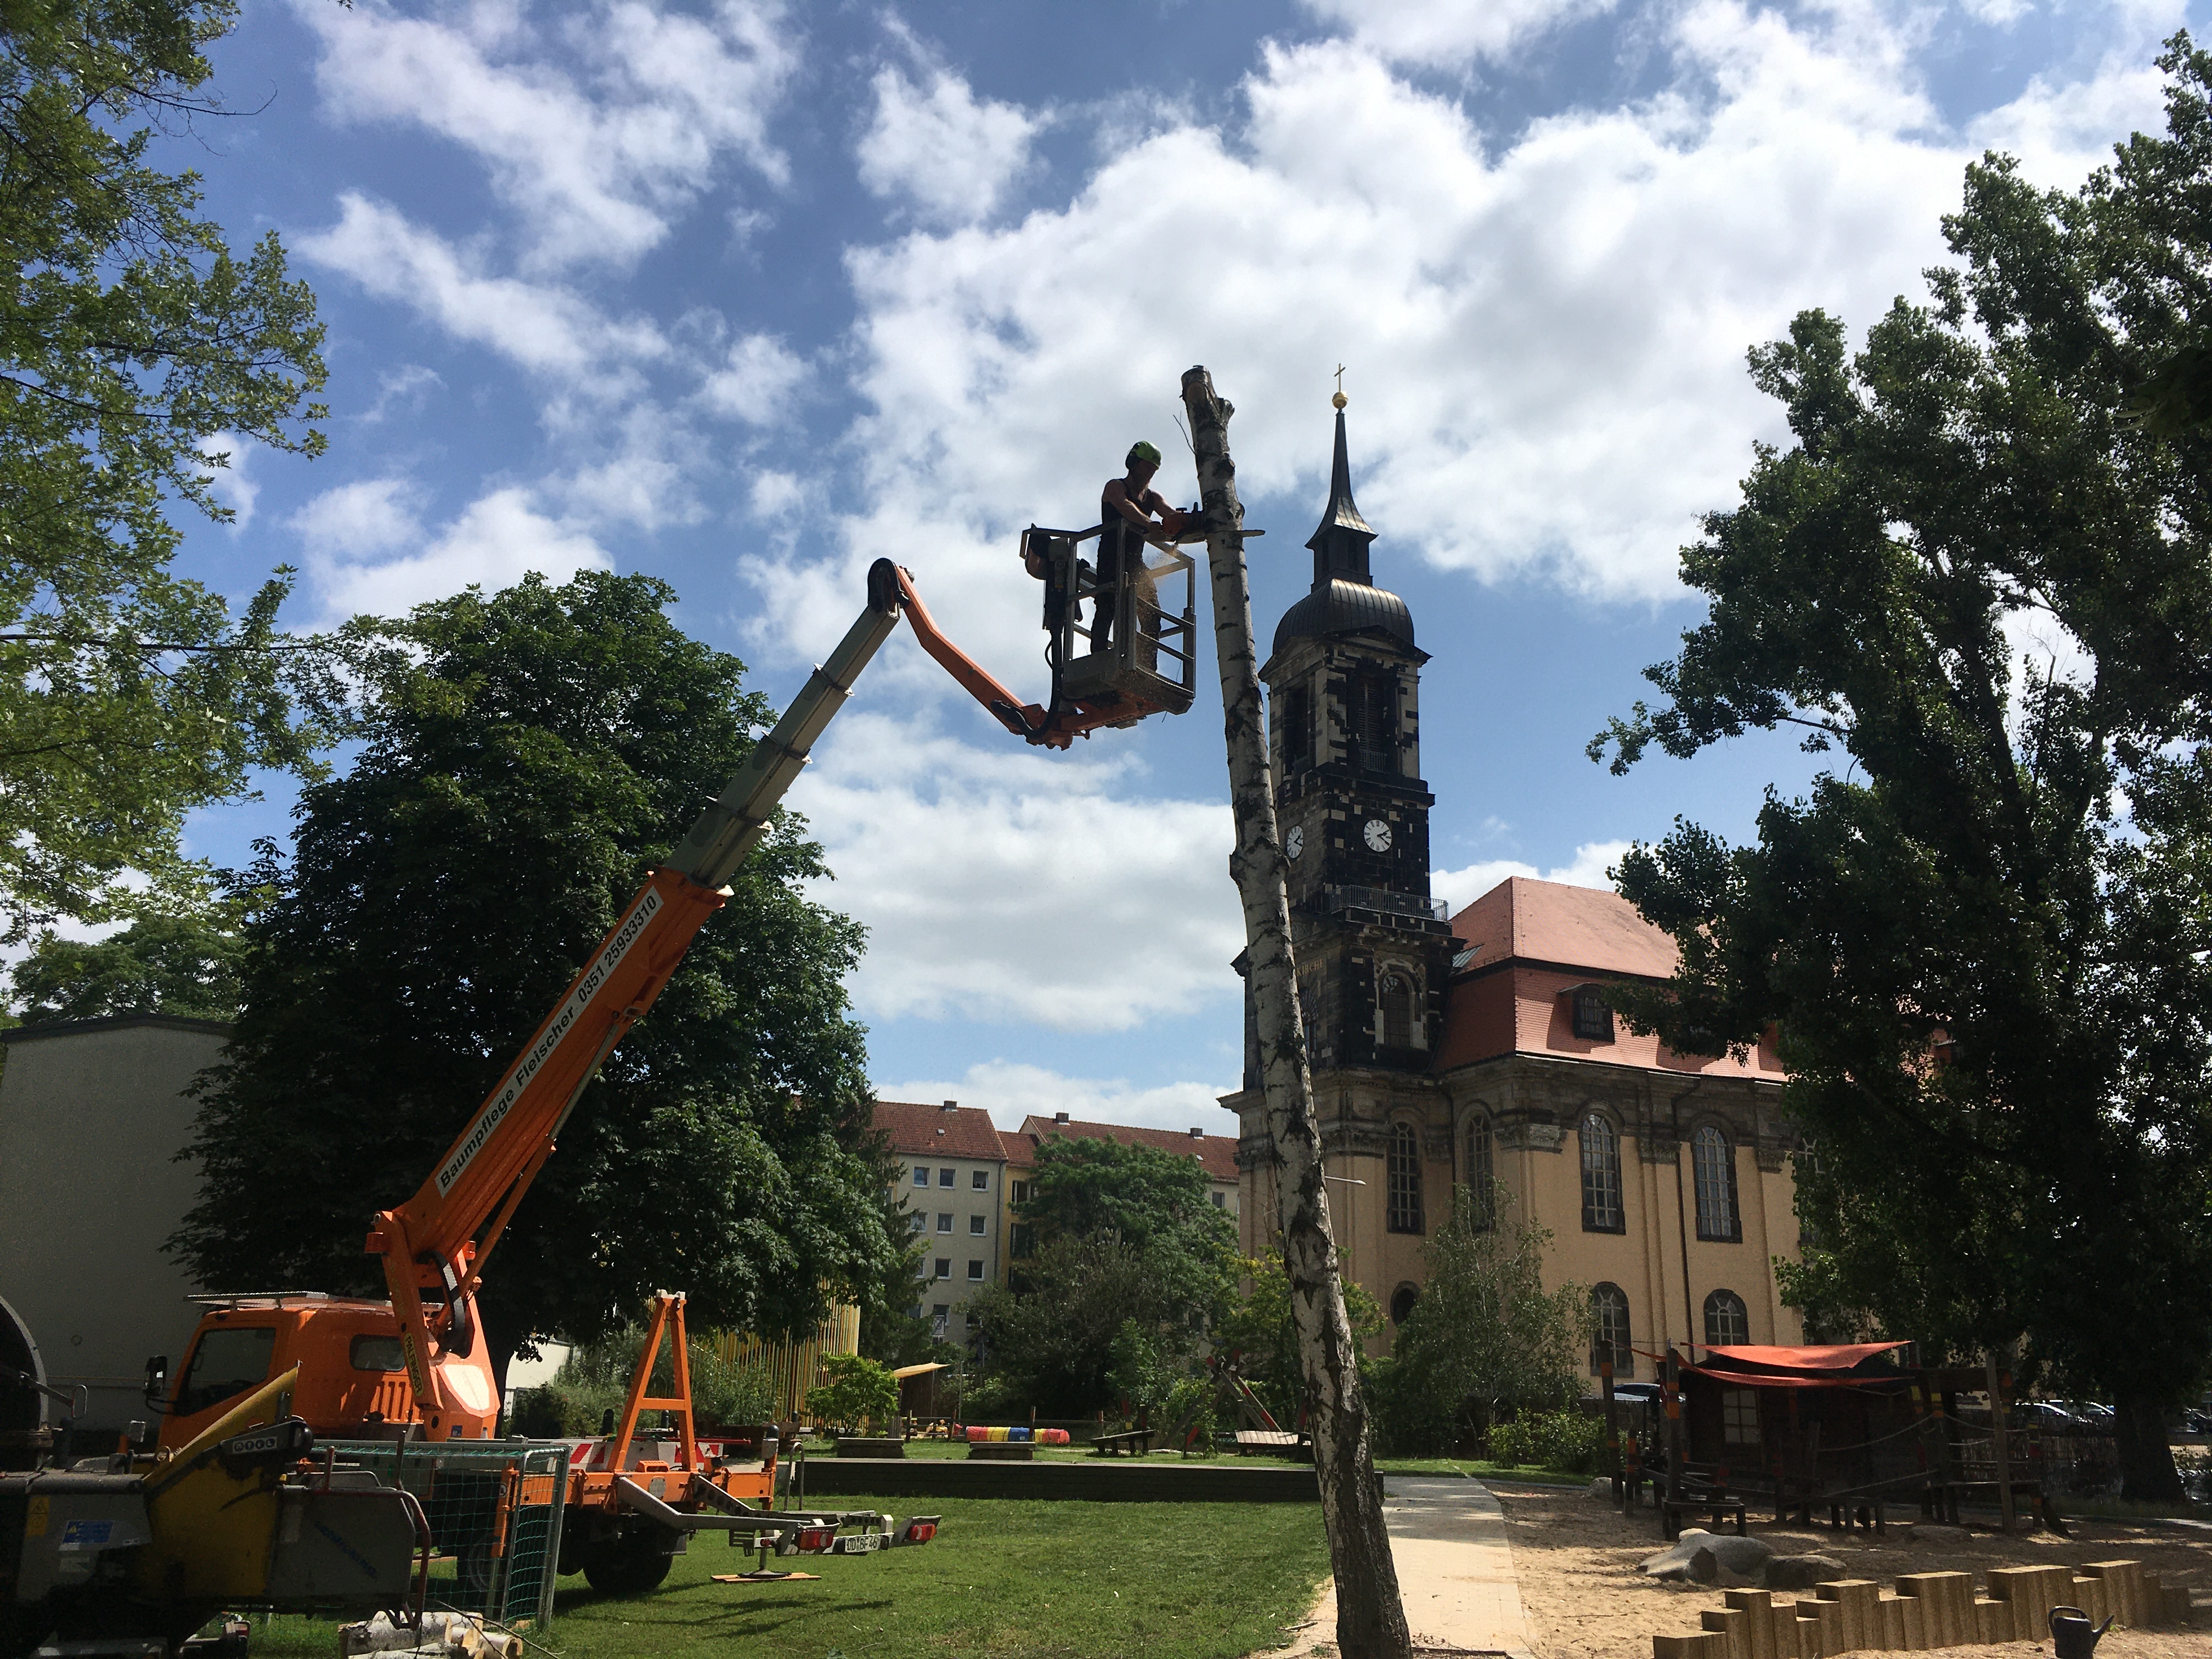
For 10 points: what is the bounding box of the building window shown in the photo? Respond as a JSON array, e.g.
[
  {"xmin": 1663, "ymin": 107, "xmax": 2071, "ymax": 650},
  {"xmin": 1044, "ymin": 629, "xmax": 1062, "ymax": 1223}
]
[
  {"xmin": 1377, "ymin": 969, "xmax": 1419, "ymax": 1049},
  {"xmin": 970, "ymin": 1169, "xmax": 990, "ymax": 1190},
  {"xmin": 1210, "ymin": 1190, "xmax": 1226, "ymax": 1207},
  {"xmin": 1389, "ymin": 1284, "xmax": 1420, "ymax": 1326},
  {"xmin": 1281, "ymin": 682, "xmax": 1314, "ymax": 771},
  {"xmin": 1704, "ymin": 1289, "xmax": 1750, "ymax": 1346},
  {"xmin": 968, "ymin": 1214, "xmax": 985, "ymax": 1235},
  {"xmin": 1692, "ymin": 1125, "xmax": 1741, "ymax": 1242},
  {"xmin": 967, "ymin": 1260, "xmax": 984, "ymax": 1282},
  {"xmin": 936, "ymin": 1213, "xmax": 953, "ymax": 1233},
  {"xmin": 931, "ymin": 1305, "xmax": 949, "ymax": 1338},
  {"xmin": 1590, "ymin": 1283, "xmax": 1632, "ymax": 1377},
  {"xmin": 1010, "ymin": 1223, "xmax": 1034, "ymax": 1258},
  {"xmin": 1580, "ymin": 1112, "xmax": 1624, "ymax": 1232},
  {"xmin": 1011, "ymin": 1180, "xmax": 1029, "ymax": 1204},
  {"xmin": 1349, "ymin": 669, "xmax": 1396, "ymax": 774},
  {"xmin": 934, "ymin": 1258, "xmax": 951, "ymax": 1280},
  {"xmin": 1464, "ymin": 1112, "xmax": 1494, "ymax": 1227},
  {"xmin": 907, "ymin": 1212, "xmax": 926, "ymax": 1233},
  {"xmin": 1386, "ymin": 1121, "xmax": 1424, "ymax": 1234},
  {"xmin": 911, "ymin": 1166, "xmax": 927, "ymax": 1187},
  {"xmin": 1722, "ymin": 1387, "xmax": 1760, "ymax": 1449},
  {"xmin": 938, "ymin": 1167, "xmax": 956, "ymax": 1187},
  {"xmin": 1572, "ymin": 985, "xmax": 1615, "ymax": 1042}
]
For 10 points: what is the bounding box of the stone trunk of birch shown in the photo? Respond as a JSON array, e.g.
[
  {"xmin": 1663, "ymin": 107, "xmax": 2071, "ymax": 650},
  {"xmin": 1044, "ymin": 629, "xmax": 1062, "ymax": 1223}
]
[{"xmin": 1180, "ymin": 366, "xmax": 1410, "ymax": 1659}]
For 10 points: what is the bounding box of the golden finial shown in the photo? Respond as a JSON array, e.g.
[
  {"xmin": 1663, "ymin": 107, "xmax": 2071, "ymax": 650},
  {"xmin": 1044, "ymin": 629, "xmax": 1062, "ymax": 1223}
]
[{"xmin": 1331, "ymin": 364, "xmax": 1347, "ymax": 410}]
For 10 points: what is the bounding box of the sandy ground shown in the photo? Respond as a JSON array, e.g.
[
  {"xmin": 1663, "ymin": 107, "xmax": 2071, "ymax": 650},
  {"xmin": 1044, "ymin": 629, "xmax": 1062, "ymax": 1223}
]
[{"xmin": 1489, "ymin": 1481, "xmax": 2210, "ymax": 1659}]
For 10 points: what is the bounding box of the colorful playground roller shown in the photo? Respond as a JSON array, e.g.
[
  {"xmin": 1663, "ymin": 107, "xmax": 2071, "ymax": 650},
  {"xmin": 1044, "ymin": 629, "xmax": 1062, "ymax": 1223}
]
[{"xmin": 964, "ymin": 1425, "xmax": 1070, "ymax": 1444}]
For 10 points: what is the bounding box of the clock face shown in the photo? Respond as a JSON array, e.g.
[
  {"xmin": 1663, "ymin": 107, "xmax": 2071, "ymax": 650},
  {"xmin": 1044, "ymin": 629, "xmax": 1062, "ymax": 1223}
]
[
  {"xmin": 1284, "ymin": 825, "xmax": 1305, "ymax": 861},
  {"xmin": 1364, "ymin": 818, "xmax": 1393, "ymax": 852}
]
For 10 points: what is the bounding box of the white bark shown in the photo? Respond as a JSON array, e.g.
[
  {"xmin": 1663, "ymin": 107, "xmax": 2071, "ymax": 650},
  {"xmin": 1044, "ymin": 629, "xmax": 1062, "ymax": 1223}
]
[{"xmin": 1180, "ymin": 366, "xmax": 1410, "ymax": 1659}]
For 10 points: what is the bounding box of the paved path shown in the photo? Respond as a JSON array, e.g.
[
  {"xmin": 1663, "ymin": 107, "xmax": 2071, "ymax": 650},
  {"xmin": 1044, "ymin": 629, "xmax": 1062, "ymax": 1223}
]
[{"xmin": 1284, "ymin": 1476, "xmax": 1537, "ymax": 1657}]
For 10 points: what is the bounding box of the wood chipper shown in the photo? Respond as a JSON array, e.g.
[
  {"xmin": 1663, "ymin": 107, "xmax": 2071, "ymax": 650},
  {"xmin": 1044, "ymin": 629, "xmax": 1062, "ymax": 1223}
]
[{"xmin": 143, "ymin": 554, "xmax": 1192, "ymax": 1592}]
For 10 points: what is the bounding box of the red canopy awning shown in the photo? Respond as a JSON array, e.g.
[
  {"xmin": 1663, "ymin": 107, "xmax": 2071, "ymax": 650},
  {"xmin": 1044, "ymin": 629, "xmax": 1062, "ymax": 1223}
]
[
  {"xmin": 1681, "ymin": 1364, "xmax": 1908, "ymax": 1390},
  {"xmin": 1700, "ymin": 1342, "xmax": 1909, "ymax": 1370}
]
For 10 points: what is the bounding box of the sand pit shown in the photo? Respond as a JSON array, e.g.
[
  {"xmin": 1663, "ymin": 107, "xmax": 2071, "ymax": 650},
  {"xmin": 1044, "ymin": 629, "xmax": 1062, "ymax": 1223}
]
[{"xmin": 1487, "ymin": 1481, "xmax": 2209, "ymax": 1659}]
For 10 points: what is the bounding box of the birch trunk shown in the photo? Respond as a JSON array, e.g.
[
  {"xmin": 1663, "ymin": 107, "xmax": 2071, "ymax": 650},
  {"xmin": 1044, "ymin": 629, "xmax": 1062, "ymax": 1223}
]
[{"xmin": 1180, "ymin": 365, "xmax": 1410, "ymax": 1659}]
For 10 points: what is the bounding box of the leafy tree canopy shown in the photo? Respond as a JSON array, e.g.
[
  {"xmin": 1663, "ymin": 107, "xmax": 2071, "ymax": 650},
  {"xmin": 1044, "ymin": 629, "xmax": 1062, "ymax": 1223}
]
[
  {"xmin": 10, "ymin": 903, "xmax": 248, "ymax": 1022},
  {"xmin": 1020, "ymin": 1135, "xmax": 1229, "ymax": 1250},
  {"xmin": 172, "ymin": 572, "xmax": 901, "ymax": 1373},
  {"xmin": 0, "ymin": 0, "xmax": 341, "ymax": 940},
  {"xmin": 1212, "ymin": 1250, "xmax": 1384, "ymax": 1429},
  {"xmin": 1373, "ymin": 1185, "xmax": 1587, "ymax": 1457},
  {"xmin": 1590, "ymin": 35, "xmax": 2212, "ymax": 1498}
]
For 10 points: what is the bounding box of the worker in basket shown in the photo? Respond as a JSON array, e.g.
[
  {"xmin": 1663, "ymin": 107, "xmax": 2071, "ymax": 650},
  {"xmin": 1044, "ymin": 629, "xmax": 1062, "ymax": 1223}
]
[{"xmin": 1096, "ymin": 439, "xmax": 1189, "ymax": 657}]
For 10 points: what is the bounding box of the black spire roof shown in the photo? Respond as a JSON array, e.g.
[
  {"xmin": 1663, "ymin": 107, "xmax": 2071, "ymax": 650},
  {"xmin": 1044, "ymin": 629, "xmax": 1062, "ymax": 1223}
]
[{"xmin": 1273, "ymin": 408, "xmax": 1415, "ymax": 658}]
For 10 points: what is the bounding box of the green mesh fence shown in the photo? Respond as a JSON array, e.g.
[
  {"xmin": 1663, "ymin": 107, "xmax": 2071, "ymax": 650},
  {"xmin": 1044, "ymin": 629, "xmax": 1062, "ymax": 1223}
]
[{"xmin": 323, "ymin": 1440, "xmax": 569, "ymax": 1627}]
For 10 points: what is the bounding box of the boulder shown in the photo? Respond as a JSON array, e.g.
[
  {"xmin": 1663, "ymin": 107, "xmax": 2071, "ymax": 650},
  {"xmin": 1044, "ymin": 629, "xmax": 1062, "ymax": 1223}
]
[
  {"xmin": 1640, "ymin": 1531, "xmax": 1717, "ymax": 1582},
  {"xmin": 1764, "ymin": 1554, "xmax": 1848, "ymax": 1591},
  {"xmin": 1686, "ymin": 1535, "xmax": 1776, "ymax": 1587},
  {"xmin": 1905, "ymin": 1523, "xmax": 1972, "ymax": 1545},
  {"xmin": 1590, "ymin": 1477, "xmax": 1615, "ymax": 1499}
]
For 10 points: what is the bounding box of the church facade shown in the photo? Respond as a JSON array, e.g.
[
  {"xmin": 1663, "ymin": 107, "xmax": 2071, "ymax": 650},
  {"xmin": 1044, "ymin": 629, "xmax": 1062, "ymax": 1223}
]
[{"xmin": 1222, "ymin": 411, "xmax": 1804, "ymax": 1386}]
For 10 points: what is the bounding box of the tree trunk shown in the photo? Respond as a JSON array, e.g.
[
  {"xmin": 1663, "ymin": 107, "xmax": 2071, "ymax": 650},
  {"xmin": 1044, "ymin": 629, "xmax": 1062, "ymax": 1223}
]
[
  {"xmin": 2113, "ymin": 1391, "xmax": 2184, "ymax": 1503},
  {"xmin": 1181, "ymin": 366, "xmax": 1410, "ymax": 1659}
]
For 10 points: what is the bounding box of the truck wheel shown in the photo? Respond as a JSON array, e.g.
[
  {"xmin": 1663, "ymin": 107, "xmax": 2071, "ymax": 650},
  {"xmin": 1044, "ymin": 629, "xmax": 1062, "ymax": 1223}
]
[{"xmin": 580, "ymin": 1535, "xmax": 673, "ymax": 1596}]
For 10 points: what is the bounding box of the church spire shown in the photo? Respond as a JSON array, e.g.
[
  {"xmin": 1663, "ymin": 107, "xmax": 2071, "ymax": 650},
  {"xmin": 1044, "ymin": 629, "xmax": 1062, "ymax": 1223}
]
[{"xmin": 1305, "ymin": 404, "xmax": 1376, "ymax": 587}]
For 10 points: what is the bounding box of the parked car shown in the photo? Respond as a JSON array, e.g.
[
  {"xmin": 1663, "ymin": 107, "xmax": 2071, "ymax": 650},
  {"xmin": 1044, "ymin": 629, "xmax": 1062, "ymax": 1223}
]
[{"xmin": 2016, "ymin": 1401, "xmax": 2089, "ymax": 1432}]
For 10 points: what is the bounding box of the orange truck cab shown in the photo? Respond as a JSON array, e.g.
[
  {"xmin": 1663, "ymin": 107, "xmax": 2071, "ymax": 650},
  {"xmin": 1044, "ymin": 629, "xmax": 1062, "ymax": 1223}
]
[{"xmin": 151, "ymin": 1296, "xmax": 498, "ymax": 1452}]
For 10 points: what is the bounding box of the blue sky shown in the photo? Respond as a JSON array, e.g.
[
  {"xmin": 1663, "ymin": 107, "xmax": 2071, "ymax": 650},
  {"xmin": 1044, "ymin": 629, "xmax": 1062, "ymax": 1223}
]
[{"xmin": 160, "ymin": 0, "xmax": 2198, "ymax": 1131}]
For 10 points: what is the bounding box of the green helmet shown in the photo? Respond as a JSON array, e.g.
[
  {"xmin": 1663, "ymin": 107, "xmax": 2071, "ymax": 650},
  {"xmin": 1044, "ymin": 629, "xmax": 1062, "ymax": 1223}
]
[{"xmin": 1126, "ymin": 440, "xmax": 1162, "ymax": 467}]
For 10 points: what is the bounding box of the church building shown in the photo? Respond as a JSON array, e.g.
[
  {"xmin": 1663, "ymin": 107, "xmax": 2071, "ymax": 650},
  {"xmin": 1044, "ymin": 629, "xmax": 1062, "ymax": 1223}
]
[{"xmin": 1222, "ymin": 406, "xmax": 1804, "ymax": 1386}]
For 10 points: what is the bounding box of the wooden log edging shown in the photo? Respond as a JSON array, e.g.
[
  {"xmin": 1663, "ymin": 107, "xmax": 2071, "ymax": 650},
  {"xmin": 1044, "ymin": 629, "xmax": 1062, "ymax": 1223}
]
[
  {"xmin": 1652, "ymin": 1561, "xmax": 2195, "ymax": 1658},
  {"xmin": 797, "ymin": 1455, "xmax": 1326, "ymax": 1503}
]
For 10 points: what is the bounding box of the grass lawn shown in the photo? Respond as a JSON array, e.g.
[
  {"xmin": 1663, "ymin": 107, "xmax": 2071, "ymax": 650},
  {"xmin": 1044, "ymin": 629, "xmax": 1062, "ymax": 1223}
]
[
  {"xmin": 826, "ymin": 1439, "xmax": 1593, "ymax": 1487},
  {"xmin": 242, "ymin": 1494, "xmax": 1330, "ymax": 1659}
]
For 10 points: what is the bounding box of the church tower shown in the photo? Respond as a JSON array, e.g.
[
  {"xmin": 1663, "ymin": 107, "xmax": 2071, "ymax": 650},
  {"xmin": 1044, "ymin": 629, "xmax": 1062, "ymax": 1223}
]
[{"xmin": 1259, "ymin": 399, "xmax": 1456, "ymax": 1076}]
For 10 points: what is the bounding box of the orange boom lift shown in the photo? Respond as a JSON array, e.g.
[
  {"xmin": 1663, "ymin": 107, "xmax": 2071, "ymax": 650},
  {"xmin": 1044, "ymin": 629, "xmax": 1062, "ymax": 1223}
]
[{"xmin": 146, "ymin": 553, "xmax": 1198, "ymax": 1587}]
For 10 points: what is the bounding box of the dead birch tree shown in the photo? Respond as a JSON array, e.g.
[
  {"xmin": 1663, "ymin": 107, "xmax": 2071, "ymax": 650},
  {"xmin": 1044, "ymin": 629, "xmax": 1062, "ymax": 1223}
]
[{"xmin": 1180, "ymin": 365, "xmax": 1410, "ymax": 1659}]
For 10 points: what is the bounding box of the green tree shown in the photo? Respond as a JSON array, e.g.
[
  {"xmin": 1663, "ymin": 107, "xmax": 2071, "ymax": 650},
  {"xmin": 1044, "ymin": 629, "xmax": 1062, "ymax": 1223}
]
[
  {"xmin": 11, "ymin": 905, "xmax": 249, "ymax": 1022},
  {"xmin": 172, "ymin": 572, "xmax": 903, "ymax": 1381},
  {"xmin": 1590, "ymin": 36, "xmax": 2212, "ymax": 1499},
  {"xmin": 1375, "ymin": 1186, "xmax": 1588, "ymax": 1457},
  {"xmin": 804, "ymin": 1353, "xmax": 898, "ymax": 1436},
  {"xmin": 1019, "ymin": 1135, "xmax": 1232, "ymax": 1250},
  {"xmin": 1214, "ymin": 1251, "xmax": 1384, "ymax": 1429},
  {"xmin": 0, "ymin": 2, "xmax": 342, "ymax": 939}
]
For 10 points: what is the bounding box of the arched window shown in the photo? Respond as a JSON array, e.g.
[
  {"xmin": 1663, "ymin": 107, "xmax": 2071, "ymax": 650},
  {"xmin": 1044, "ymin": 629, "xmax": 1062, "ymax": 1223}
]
[
  {"xmin": 1386, "ymin": 1121, "xmax": 1424, "ymax": 1234},
  {"xmin": 1579, "ymin": 1112, "xmax": 1623, "ymax": 1232},
  {"xmin": 1590, "ymin": 1283, "xmax": 1632, "ymax": 1378},
  {"xmin": 1280, "ymin": 682, "xmax": 1314, "ymax": 772},
  {"xmin": 1692, "ymin": 1125, "xmax": 1741, "ymax": 1242},
  {"xmin": 1377, "ymin": 969, "xmax": 1419, "ymax": 1049},
  {"xmin": 1349, "ymin": 670, "xmax": 1397, "ymax": 773},
  {"xmin": 1703, "ymin": 1289, "xmax": 1750, "ymax": 1346},
  {"xmin": 1389, "ymin": 1284, "xmax": 1420, "ymax": 1327},
  {"xmin": 1464, "ymin": 1112, "xmax": 1494, "ymax": 1228}
]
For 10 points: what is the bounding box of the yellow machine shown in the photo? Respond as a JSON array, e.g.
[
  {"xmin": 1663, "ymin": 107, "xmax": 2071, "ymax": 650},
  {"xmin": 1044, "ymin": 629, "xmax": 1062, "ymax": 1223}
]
[{"xmin": 3, "ymin": 1370, "xmax": 422, "ymax": 1659}]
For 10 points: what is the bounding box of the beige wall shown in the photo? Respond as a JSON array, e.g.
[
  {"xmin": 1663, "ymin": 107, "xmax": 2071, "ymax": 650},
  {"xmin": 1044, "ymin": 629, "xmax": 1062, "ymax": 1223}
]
[
  {"xmin": 0, "ymin": 1019, "xmax": 229, "ymax": 1434},
  {"xmin": 893, "ymin": 1152, "xmax": 1005, "ymax": 1338}
]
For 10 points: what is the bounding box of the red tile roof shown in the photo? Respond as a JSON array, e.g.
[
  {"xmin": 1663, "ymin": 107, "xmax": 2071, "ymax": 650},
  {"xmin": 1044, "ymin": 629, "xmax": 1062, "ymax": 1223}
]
[
  {"xmin": 1450, "ymin": 876, "xmax": 1678, "ymax": 980},
  {"xmin": 871, "ymin": 1100, "xmax": 1008, "ymax": 1161},
  {"xmin": 1002, "ymin": 1115, "xmax": 1239, "ymax": 1184}
]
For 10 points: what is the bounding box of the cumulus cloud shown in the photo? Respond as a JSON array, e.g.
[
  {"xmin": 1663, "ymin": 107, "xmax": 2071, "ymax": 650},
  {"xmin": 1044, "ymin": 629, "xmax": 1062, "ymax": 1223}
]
[
  {"xmin": 290, "ymin": 477, "xmax": 426, "ymax": 561},
  {"xmin": 856, "ymin": 64, "xmax": 1040, "ymax": 226},
  {"xmin": 296, "ymin": 0, "xmax": 800, "ymax": 270},
  {"xmin": 307, "ymin": 487, "xmax": 612, "ymax": 620},
  {"xmin": 697, "ymin": 332, "xmax": 812, "ymax": 424},
  {"xmin": 196, "ymin": 432, "xmax": 259, "ymax": 531},
  {"xmin": 1299, "ymin": 0, "xmax": 1620, "ymax": 64},
  {"xmin": 300, "ymin": 194, "xmax": 668, "ymax": 385},
  {"xmin": 788, "ymin": 710, "xmax": 1242, "ymax": 1032},
  {"xmin": 1432, "ymin": 839, "xmax": 1632, "ymax": 918},
  {"xmin": 874, "ymin": 1061, "xmax": 1238, "ymax": 1135}
]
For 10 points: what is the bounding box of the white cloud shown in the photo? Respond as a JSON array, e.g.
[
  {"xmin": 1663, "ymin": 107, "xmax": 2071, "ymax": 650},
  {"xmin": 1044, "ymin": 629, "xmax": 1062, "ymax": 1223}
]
[
  {"xmin": 1431, "ymin": 839, "xmax": 1632, "ymax": 917},
  {"xmin": 856, "ymin": 64, "xmax": 1040, "ymax": 227},
  {"xmin": 363, "ymin": 364, "xmax": 445, "ymax": 423},
  {"xmin": 300, "ymin": 194, "xmax": 667, "ymax": 384},
  {"xmin": 1299, "ymin": 0, "xmax": 1619, "ymax": 64},
  {"xmin": 875, "ymin": 1061, "xmax": 1237, "ymax": 1135},
  {"xmin": 196, "ymin": 433, "xmax": 260, "ymax": 531},
  {"xmin": 788, "ymin": 710, "xmax": 1243, "ymax": 1032},
  {"xmin": 297, "ymin": 0, "xmax": 800, "ymax": 271},
  {"xmin": 788, "ymin": 0, "xmax": 2172, "ymax": 653},
  {"xmin": 290, "ymin": 478, "xmax": 426, "ymax": 560},
  {"xmin": 548, "ymin": 400, "xmax": 709, "ymax": 532},
  {"xmin": 697, "ymin": 332, "xmax": 812, "ymax": 425},
  {"xmin": 308, "ymin": 487, "xmax": 612, "ymax": 620}
]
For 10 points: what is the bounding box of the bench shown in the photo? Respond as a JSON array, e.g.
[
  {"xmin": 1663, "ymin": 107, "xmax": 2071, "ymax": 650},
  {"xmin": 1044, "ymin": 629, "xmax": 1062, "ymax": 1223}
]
[
  {"xmin": 1661, "ymin": 1462, "xmax": 1748, "ymax": 1540},
  {"xmin": 1092, "ymin": 1429, "xmax": 1154, "ymax": 1457}
]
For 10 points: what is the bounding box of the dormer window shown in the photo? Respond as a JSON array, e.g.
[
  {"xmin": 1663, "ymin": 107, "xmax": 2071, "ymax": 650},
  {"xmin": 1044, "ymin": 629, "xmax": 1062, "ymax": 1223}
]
[{"xmin": 1570, "ymin": 984, "xmax": 1615, "ymax": 1042}]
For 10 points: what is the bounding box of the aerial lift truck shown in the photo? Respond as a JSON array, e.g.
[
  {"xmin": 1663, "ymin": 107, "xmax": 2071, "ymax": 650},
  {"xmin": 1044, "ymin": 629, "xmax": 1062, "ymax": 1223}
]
[{"xmin": 145, "ymin": 545, "xmax": 1203, "ymax": 1589}]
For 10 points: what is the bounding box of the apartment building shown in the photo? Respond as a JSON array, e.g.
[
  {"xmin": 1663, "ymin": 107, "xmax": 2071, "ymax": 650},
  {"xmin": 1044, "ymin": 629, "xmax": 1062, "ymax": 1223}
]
[{"xmin": 874, "ymin": 1099, "xmax": 1007, "ymax": 1340}]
